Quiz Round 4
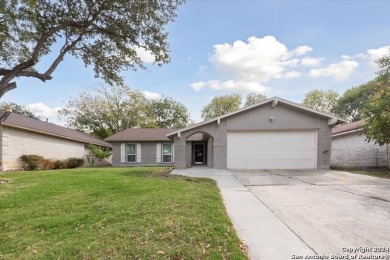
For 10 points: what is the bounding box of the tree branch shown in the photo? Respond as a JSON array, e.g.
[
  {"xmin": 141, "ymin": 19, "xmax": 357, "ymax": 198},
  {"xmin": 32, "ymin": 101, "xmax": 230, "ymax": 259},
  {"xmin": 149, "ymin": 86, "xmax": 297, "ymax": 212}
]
[
  {"xmin": 44, "ymin": 35, "xmax": 83, "ymax": 76},
  {"xmin": 0, "ymin": 69, "xmax": 52, "ymax": 81},
  {"xmin": 0, "ymin": 82, "xmax": 16, "ymax": 97}
]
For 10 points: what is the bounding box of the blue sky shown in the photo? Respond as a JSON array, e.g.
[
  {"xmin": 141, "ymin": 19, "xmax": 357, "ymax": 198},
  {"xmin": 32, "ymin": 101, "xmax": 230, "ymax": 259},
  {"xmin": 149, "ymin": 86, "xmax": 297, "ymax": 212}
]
[{"xmin": 3, "ymin": 0, "xmax": 390, "ymax": 124}]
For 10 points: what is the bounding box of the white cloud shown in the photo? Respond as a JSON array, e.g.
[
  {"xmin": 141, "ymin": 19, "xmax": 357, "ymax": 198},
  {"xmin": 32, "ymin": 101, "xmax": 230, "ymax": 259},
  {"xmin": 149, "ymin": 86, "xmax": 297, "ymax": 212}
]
[
  {"xmin": 284, "ymin": 71, "xmax": 302, "ymax": 78},
  {"xmin": 291, "ymin": 46, "xmax": 313, "ymax": 56},
  {"xmin": 341, "ymin": 55, "xmax": 354, "ymax": 60},
  {"xmin": 210, "ymin": 35, "xmax": 308, "ymax": 82},
  {"xmin": 141, "ymin": 91, "xmax": 161, "ymax": 99},
  {"xmin": 191, "ymin": 80, "xmax": 268, "ymax": 94},
  {"xmin": 191, "ymin": 82, "xmax": 206, "ymax": 91},
  {"xmin": 134, "ymin": 47, "xmax": 155, "ymax": 64},
  {"xmin": 367, "ymin": 46, "xmax": 390, "ymax": 65},
  {"xmin": 301, "ymin": 56, "xmax": 324, "ymax": 67},
  {"xmin": 309, "ymin": 60, "xmax": 358, "ymax": 81},
  {"xmin": 25, "ymin": 103, "xmax": 61, "ymax": 118},
  {"xmin": 192, "ymin": 35, "xmax": 315, "ymax": 93}
]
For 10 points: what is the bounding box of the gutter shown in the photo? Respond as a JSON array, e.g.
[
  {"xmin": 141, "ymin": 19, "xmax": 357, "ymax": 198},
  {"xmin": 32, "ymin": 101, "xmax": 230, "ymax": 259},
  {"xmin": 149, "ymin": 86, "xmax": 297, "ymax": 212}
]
[{"xmin": 332, "ymin": 128, "xmax": 363, "ymax": 138}]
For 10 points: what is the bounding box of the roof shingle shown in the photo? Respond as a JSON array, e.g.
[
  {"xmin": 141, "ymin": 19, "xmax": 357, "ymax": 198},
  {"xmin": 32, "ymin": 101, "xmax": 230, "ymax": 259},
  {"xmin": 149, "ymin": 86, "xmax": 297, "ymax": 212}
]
[
  {"xmin": 0, "ymin": 111, "xmax": 111, "ymax": 147},
  {"xmin": 332, "ymin": 120, "xmax": 365, "ymax": 135},
  {"xmin": 105, "ymin": 128, "xmax": 177, "ymax": 142}
]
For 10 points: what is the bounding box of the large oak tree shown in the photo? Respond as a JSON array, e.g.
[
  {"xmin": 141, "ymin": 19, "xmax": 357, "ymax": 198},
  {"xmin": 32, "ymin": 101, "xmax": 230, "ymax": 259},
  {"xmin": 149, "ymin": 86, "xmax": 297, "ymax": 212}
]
[
  {"xmin": 362, "ymin": 53, "xmax": 390, "ymax": 147},
  {"xmin": 201, "ymin": 94, "xmax": 242, "ymax": 120},
  {"xmin": 302, "ymin": 89, "xmax": 339, "ymax": 113},
  {"xmin": 59, "ymin": 84, "xmax": 149, "ymax": 139},
  {"xmin": 0, "ymin": 0, "xmax": 184, "ymax": 97}
]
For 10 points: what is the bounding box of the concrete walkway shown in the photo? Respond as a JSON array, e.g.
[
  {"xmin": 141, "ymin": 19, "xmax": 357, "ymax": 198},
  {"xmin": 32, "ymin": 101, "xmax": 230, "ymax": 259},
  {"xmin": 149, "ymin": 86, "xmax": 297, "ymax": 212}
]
[{"xmin": 172, "ymin": 168, "xmax": 315, "ymax": 260}]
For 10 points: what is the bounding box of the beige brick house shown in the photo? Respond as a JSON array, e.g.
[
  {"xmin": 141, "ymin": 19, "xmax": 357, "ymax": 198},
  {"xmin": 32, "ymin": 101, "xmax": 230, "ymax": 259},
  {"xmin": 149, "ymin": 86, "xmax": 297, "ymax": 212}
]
[
  {"xmin": 0, "ymin": 111, "xmax": 111, "ymax": 171},
  {"xmin": 331, "ymin": 120, "xmax": 389, "ymax": 169}
]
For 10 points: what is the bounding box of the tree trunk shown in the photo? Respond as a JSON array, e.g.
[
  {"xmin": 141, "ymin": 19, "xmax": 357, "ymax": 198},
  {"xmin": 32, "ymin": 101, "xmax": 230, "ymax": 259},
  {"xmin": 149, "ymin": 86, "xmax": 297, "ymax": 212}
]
[
  {"xmin": 0, "ymin": 82, "xmax": 17, "ymax": 98},
  {"xmin": 387, "ymin": 144, "xmax": 390, "ymax": 170}
]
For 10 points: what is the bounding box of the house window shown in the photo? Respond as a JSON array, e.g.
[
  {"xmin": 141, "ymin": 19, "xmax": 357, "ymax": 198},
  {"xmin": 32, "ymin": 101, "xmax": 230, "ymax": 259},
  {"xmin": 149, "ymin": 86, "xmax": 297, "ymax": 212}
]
[
  {"xmin": 126, "ymin": 143, "xmax": 136, "ymax": 163},
  {"xmin": 162, "ymin": 143, "xmax": 172, "ymax": 163}
]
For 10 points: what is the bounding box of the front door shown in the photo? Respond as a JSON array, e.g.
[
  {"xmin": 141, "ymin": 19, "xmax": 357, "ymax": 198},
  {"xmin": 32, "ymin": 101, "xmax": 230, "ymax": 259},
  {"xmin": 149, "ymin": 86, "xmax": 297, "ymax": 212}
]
[{"xmin": 194, "ymin": 143, "xmax": 205, "ymax": 164}]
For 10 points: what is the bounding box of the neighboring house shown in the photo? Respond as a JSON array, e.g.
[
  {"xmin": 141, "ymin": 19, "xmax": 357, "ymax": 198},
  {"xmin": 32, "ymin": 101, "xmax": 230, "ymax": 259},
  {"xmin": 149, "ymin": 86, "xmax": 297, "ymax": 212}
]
[
  {"xmin": 107, "ymin": 97, "xmax": 346, "ymax": 170},
  {"xmin": 331, "ymin": 120, "xmax": 389, "ymax": 169},
  {"xmin": 105, "ymin": 128, "xmax": 203, "ymax": 166},
  {"xmin": 0, "ymin": 110, "xmax": 112, "ymax": 171}
]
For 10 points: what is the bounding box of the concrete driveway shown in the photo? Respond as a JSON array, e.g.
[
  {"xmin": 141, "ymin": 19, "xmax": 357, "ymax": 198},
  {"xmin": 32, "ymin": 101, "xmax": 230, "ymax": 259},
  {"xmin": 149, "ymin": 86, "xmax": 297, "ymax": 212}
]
[{"xmin": 172, "ymin": 168, "xmax": 390, "ymax": 260}]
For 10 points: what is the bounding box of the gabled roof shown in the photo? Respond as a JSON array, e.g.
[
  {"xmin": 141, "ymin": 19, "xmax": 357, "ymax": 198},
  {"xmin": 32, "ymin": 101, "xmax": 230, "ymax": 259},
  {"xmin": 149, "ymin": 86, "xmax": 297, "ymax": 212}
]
[
  {"xmin": 105, "ymin": 128, "xmax": 177, "ymax": 142},
  {"xmin": 0, "ymin": 111, "xmax": 111, "ymax": 148},
  {"xmin": 167, "ymin": 97, "xmax": 347, "ymax": 137},
  {"xmin": 332, "ymin": 120, "xmax": 365, "ymax": 136}
]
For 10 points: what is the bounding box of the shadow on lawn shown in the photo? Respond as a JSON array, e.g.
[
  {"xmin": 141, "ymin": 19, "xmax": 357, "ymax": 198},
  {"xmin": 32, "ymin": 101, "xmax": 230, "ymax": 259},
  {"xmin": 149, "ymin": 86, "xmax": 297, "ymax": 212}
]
[{"xmin": 119, "ymin": 169, "xmax": 216, "ymax": 184}]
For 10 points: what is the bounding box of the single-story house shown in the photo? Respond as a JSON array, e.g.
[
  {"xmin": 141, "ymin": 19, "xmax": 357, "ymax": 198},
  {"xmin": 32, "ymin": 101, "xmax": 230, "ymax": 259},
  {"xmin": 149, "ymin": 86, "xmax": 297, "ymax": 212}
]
[
  {"xmin": 105, "ymin": 128, "xmax": 204, "ymax": 166},
  {"xmin": 106, "ymin": 97, "xmax": 346, "ymax": 170},
  {"xmin": 331, "ymin": 120, "xmax": 389, "ymax": 169},
  {"xmin": 0, "ymin": 110, "xmax": 112, "ymax": 171}
]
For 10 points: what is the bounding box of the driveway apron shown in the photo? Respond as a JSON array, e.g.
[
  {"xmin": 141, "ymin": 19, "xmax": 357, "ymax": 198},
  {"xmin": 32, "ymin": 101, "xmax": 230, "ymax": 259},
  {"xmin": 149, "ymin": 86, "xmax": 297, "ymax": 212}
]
[{"xmin": 172, "ymin": 168, "xmax": 315, "ymax": 260}]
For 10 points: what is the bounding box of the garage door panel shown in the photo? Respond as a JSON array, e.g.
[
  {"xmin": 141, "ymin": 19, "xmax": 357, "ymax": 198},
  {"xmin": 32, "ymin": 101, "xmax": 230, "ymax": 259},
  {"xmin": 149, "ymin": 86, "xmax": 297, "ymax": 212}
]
[{"xmin": 227, "ymin": 131, "xmax": 317, "ymax": 169}]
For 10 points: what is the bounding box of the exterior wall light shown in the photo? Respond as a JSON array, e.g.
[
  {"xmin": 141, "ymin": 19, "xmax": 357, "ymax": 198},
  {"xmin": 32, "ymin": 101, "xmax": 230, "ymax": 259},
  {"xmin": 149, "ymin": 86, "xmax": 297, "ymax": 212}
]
[{"xmin": 270, "ymin": 117, "xmax": 275, "ymax": 122}]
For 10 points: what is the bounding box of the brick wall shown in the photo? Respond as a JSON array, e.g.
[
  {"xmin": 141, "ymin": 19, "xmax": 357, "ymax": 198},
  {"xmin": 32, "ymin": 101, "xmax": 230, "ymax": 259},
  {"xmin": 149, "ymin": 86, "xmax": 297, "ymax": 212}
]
[
  {"xmin": 331, "ymin": 131, "xmax": 388, "ymax": 168},
  {"xmin": 1, "ymin": 126, "xmax": 109, "ymax": 171}
]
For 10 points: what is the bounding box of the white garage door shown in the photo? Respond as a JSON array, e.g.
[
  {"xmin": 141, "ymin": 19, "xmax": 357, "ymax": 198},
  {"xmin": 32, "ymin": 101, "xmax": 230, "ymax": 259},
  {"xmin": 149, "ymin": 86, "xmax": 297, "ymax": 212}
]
[{"xmin": 227, "ymin": 131, "xmax": 317, "ymax": 169}]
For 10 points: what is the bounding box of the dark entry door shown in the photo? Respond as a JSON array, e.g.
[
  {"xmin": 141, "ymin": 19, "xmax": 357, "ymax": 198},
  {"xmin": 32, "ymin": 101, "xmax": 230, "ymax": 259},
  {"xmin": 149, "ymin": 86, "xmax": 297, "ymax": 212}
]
[{"xmin": 194, "ymin": 144, "xmax": 204, "ymax": 164}]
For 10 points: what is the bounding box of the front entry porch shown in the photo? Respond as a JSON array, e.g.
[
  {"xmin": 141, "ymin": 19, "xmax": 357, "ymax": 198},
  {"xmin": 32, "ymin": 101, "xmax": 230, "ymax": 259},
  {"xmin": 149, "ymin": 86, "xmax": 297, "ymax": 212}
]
[{"xmin": 185, "ymin": 132, "xmax": 214, "ymax": 168}]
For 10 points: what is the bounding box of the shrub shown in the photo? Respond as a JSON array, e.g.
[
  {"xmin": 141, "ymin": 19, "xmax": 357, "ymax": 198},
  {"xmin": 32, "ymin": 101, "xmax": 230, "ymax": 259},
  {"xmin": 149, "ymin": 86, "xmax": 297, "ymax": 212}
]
[
  {"xmin": 20, "ymin": 155, "xmax": 85, "ymax": 171},
  {"xmin": 64, "ymin": 158, "xmax": 85, "ymax": 169},
  {"xmin": 41, "ymin": 159, "xmax": 56, "ymax": 170},
  {"xmin": 53, "ymin": 160, "xmax": 66, "ymax": 169},
  {"xmin": 20, "ymin": 154, "xmax": 45, "ymax": 170}
]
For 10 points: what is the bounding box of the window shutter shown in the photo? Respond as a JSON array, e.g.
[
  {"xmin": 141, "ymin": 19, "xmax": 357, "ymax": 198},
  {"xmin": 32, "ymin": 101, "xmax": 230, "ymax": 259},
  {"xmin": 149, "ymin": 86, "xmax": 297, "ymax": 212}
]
[
  {"xmin": 120, "ymin": 143, "xmax": 126, "ymax": 163},
  {"xmin": 136, "ymin": 143, "xmax": 141, "ymax": 163},
  {"xmin": 172, "ymin": 144, "xmax": 175, "ymax": 163},
  {"xmin": 156, "ymin": 143, "xmax": 161, "ymax": 163}
]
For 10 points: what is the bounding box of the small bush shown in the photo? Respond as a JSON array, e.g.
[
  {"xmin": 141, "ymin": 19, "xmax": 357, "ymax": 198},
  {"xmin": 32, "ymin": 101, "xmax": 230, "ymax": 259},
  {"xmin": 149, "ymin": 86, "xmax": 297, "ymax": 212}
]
[
  {"xmin": 20, "ymin": 154, "xmax": 45, "ymax": 170},
  {"xmin": 64, "ymin": 158, "xmax": 85, "ymax": 168},
  {"xmin": 20, "ymin": 155, "xmax": 85, "ymax": 171},
  {"xmin": 41, "ymin": 159, "xmax": 56, "ymax": 170},
  {"xmin": 53, "ymin": 160, "xmax": 66, "ymax": 169}
]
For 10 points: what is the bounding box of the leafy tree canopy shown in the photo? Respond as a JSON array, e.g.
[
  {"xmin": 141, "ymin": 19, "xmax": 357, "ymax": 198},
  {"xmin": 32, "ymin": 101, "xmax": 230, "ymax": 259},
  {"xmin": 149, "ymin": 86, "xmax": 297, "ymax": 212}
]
[
  {"xmin": 332, "ymin": 79, "xmax": 376, "ymax": 122},
  {"xmin": 362, "ymin": 52, "xmax": 390, "ymax": 146},
  {"xmin": 0, "ymin": 0, "xmax": 184, "ymax": 98},
  {"xmin": 86, "ymin": 144, "xmax": 111, "ymax": 166},
  {"xmin": 244, "ymin": 93, "xmax": 267, "ymax": 107},
  {"xmin": 60, "ymin": 84, "xmax": 192, "ymax": 139},
  {"xmin": 59, "ymin": 84, "xmax": 148, "ymax": 139},
  {"xmin": 0, "ymin": 101, "xmax": 39, "ymax": 119},
  {"xmin": 302, "ymin": 89, "xmax": 339, "ymax": 113},
  {"xmin": 201, "ymin": 93, "xmax": 242, "ymax": 120},
  {"xmin": 145, "ymin": 96, "xmax": 190, "ymax": 128}
]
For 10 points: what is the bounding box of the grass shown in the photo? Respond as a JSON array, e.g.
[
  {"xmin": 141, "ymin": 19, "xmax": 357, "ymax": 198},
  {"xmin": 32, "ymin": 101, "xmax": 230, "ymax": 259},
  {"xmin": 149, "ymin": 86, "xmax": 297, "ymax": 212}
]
[
  {"xmin": 338, "ymin": 168, "xmax": 390, "ymax": 179},
  {"xmin": 0, "ymin": 167, "xmax": 247, "ymax": 259},
  {"xmin": 348, "ymin": 169, "xmax": 390, "ymax": 179}
]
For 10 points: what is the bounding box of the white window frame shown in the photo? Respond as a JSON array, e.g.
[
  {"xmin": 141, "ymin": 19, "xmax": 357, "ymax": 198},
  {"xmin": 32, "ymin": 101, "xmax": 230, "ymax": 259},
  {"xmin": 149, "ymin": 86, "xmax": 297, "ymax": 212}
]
[
  {"xmin": 126, "ymin": 143, "xmax": 136, "ymax": 163},
  {"xmin": 162, "ymin": 143, "xmax": 172, "ymax": 163}
]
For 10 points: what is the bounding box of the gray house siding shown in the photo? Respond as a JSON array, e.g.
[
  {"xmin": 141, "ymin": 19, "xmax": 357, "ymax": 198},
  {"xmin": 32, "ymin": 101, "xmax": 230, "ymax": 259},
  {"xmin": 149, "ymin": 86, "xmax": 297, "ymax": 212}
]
[
  {"xmin": 111, "ymin": 141, "xmax": 174, "ymax": 167},
  {"xmin": 173, "ymin": 119, "xmax": 228, "ymax": 169},
  {"xmin": 226, "ymin": 103, "xmax": 321, "ymax": 130},
  {"xmin": 331, "ymin": 131, "xmax": 388, "ymax": 168},
  {"xmin": 173, "ymin": 102, "xmax": 334, "ymax": 170}
]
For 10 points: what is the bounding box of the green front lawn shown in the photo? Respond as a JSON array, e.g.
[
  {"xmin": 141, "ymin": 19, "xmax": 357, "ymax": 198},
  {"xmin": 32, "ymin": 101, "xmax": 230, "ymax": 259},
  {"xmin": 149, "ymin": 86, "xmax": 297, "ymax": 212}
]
[{"xmin": 0, "ymin": 167, "xmax": 247, "ymax": 259}]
